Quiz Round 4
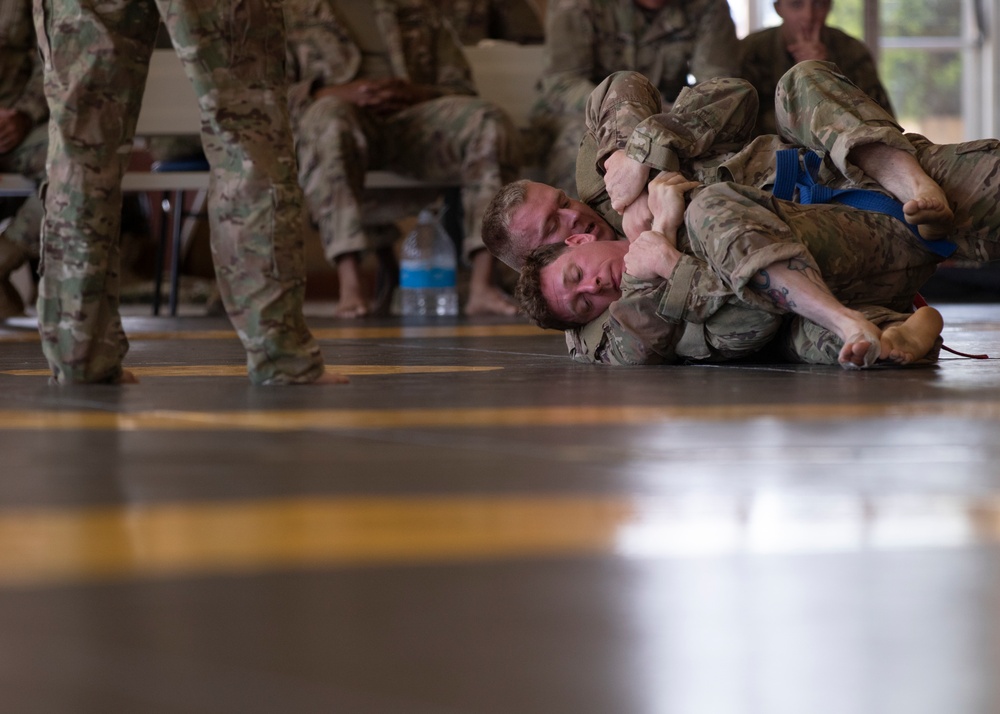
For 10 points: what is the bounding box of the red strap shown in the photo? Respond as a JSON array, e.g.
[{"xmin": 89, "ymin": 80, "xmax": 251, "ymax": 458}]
[{"xmin": 940, "ymin": 344, "xmax": 991, "ymax": 360}]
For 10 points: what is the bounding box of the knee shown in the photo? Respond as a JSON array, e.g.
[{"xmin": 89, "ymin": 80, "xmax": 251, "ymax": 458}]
[{"xmin": 778, "ymin": 59, "xmax": 840, "ymax": 94}]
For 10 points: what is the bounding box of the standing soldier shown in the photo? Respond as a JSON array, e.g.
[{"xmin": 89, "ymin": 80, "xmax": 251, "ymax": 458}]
[
  {"xmin": 0, "ymin": 0, "xmax": 47, "ymax": 319},
  {"xmin": 33, "ymin": 0, "xmax": 339, "ymax": 385},
  {"xmin": 532, "ymin": 0, "xmax": 740, "ymax": 198},
  {"xmin": 284, "ymin": 0, "xmax": 523, "ymax": 317}
]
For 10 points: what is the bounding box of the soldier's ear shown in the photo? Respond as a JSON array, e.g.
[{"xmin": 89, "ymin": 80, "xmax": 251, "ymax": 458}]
[{"xmin": 565, "ymin": 233, "xmax": 597, "ymax": 246}]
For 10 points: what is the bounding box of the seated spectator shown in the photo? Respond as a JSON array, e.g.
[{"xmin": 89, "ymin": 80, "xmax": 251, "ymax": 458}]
[{"xmin": 285, "ymin": 0, "xmax": 523, "ymax": 317}]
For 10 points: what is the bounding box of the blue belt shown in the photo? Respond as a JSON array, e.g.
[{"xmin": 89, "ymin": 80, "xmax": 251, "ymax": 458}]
[{"xmin": 772, "ymin": 149, "xmax": 957, "ymax": 259}]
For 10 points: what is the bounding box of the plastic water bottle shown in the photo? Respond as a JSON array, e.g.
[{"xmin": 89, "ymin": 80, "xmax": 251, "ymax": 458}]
[{"xmin": 399, "ymin": 207, "xmax": 459, "ymax": 316}]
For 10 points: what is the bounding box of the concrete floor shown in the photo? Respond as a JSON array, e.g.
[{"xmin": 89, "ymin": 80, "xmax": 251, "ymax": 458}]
[{"xmin": 1, "ymin": 302, "xmax": 999, "ymax": 714}]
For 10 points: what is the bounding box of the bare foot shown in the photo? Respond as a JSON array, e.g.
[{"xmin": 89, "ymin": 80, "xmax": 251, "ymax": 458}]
[
  {"xmin": 119, "ymin": 369, "xmax": 139, "ymax": 384},
  {"xmin": 902, "ymin": 186, "xmax": 954, "ymax": 240},
  {"xmin": 333, "ymin": 298, "xmax": 369, "ymax": 318},
  {"xmin": 465, "ymin": 285, "xmax": 519, "ymax": 316},
  {"xmin": 838, "ymin": 333, "xmax": 883, "ymax": 370},
  {"xmin": 879, "ymin": 306, "xmax": 944, "ymax": 365},
  {"xmin": 849, "ymin": 143, "xmax": 954, "ymax": 238},
  {"xmin": 833, "ymin": 310, "xmax": 882, "ymax": 370}
]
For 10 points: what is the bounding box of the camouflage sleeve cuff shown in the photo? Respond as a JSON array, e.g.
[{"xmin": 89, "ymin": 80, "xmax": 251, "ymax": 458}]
[
  {"xmin": 657, "ymin": 255, "xmax": 698, "ymax": 321},
  {"xmin": 626, "ymin": 120, "xmax": 681, "ymax": 172},
  {"xmin": 565, "ymin": 311, "xmax": 612, "ymax": 364}
]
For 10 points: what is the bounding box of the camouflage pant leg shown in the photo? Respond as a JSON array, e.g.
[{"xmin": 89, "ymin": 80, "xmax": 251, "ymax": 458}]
[
  {"xmin": 383, "ymin": 96, "xmax": 521, "ymax": 258},
  {"xmin": 686, "ymin": 182, "xmax": 940, "ymax": 315},
  {"xmin": 775, "ymin": 60, "xmax": 913, "ymax": 184},
  {"xmin": 295, "ymin": 96, "xmax": 370, "ymax": 263},
  {"xmin": 697, "ymin": 302, "xmax": 784, "ymax": 361},
  {"xmin": 34, "ymin": 0, "xmax": 160, "ymax": 383},
  {"xmin": 779, "ymin": 306, "xmax": 927, "ymax": 365},
  {"xmin": 0, "ymin": 123, "xmax": 47, "ymax": 255},
  {"xmin": 908, "ymin": 134, "xmax": 1000, "ymax": 264},
  {"xmin": 161, "ymin": 0, "xmax": 323, "ymax": 385}
]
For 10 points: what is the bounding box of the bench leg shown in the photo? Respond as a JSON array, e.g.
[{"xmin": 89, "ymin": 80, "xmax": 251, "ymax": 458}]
[
  {"xmin": 152, "ymin": 192, "xmax": 170, "ymax": 316},
  {"xmin": 169, "ymin": 189, "xmax": 183, "ymax": 317}
]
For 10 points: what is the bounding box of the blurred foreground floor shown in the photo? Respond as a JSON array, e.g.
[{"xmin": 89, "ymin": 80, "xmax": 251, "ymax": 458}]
[{"xmin": 1, "ymin": 303, "xmax": 1000, "ymax": 714}]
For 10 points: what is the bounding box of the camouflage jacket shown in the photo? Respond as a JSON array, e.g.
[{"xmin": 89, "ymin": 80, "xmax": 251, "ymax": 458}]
[
  {"xmin": 284, "ymin": 0, "xmax": 475, "ymax": 123},
  {"xmin": 740, "ymin": 25, "xmax": 894, "ymax": 136},
  {"xmin": 0, "ymin": 0, "xmax": 48, "ymax": 126},
  {"xmin": 537, "ymin": 0, "xmax": 739, "ymax": 118}
]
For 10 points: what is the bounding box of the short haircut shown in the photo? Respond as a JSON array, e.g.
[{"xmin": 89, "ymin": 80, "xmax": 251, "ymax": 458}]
[
  {"xmin": 515, "ymin": 241, "xmax": 580, "ymax": 331},
  {"xmin": 482, "ymin": 179, "xmax": 531, "ymax": 269}
]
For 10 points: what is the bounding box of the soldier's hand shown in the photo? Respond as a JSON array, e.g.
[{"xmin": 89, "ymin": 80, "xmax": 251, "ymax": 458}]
[
  {"xmin": 604, "ymin": 150, "xmax": 649, "ymax": 213},
  {"xmin": 624, "ymin": 230, "xmax": 680, "ymax": 281},
  {"xmin": 646, "ymin": 172, "xmax": 700, "ymax": 235},
  {"xmin": 0, "ymin": 108, "xmax": 29, "ymax": 154},
  {"xmin": 314, "ymin": 79, "xmax": 417, "ymax": 114},
  {"xmin": 787, "ymin": 24, "xmax": 827, "ymax": 62},
  {"xmin": 368, "ymin": 79, "xmax": 434, "ymax": 114},
  {"xmin": 621, "ymin": 192, "xmax": 653, "ymax": 241}
]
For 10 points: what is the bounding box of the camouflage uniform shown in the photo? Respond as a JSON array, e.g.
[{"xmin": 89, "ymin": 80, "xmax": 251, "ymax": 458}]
[
  {"xmin": 0, "ymin": 0, "xmax": 47, "ymax": 295},
  {"xmin": 566, "ymin": 62, "xmax": 980, "ymax": 365},
  {"xmin": 533, "ymin": 0, "xmax": 739, "ymax": 196},
  {"xmin": 34, "ymin": 0, "xmax": 325, "ymax": 385},
  {"xmin": 439, "ymin": 0, "xmax": 545, "ymax": 45},
  {"xmin": 285, "ymin": 0, "xmax": 522, "ymax": 264},
  {"xmin": 740, "ymin": 25, "xmax": 894, "ymax": 137}
]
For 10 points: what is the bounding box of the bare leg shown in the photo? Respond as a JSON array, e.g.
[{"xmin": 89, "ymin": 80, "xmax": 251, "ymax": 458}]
[
  {"xmin": 334, "ymin": 252, "xmax": 369, "ymax": 318},
  {"xmin": 750, "ymin": 258, "xmax": 882, "ymax": 369},
  {"xmin": 848, "ymin": 143, "xmax": 954, "ymax": 238},
  {"xmin": 464, "ymin": 249, "xmax": 518, "ymax": 316},
  {"xmin": 879, "ymin": 306, "xmax": 943, "ymax": 365}
]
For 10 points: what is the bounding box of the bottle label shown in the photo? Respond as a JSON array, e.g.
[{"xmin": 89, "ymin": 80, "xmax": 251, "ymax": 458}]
[{"xmin": 400, "ymin": 266, "xmax": 457, "ymax": 289}]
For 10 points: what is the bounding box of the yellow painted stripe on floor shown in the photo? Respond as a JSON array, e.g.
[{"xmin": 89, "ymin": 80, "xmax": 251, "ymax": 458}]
[
  {"xmin": 0, "ymin": 401, "xmax": 997, "ymax": 431},
  {"xmin": 0, "ymin": 496, "xmax": 634, "ymax": 586},
  {"xmin": 3, "ymin": 493, "xmax": 1000, "ymax": 587},
  {"xmin": 0, "ymin": 324, "xmax": 547, "ymax": 344},
  {"xmin": 1, "ymin": 364, "xmax": 502, "ymax": 378}
]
